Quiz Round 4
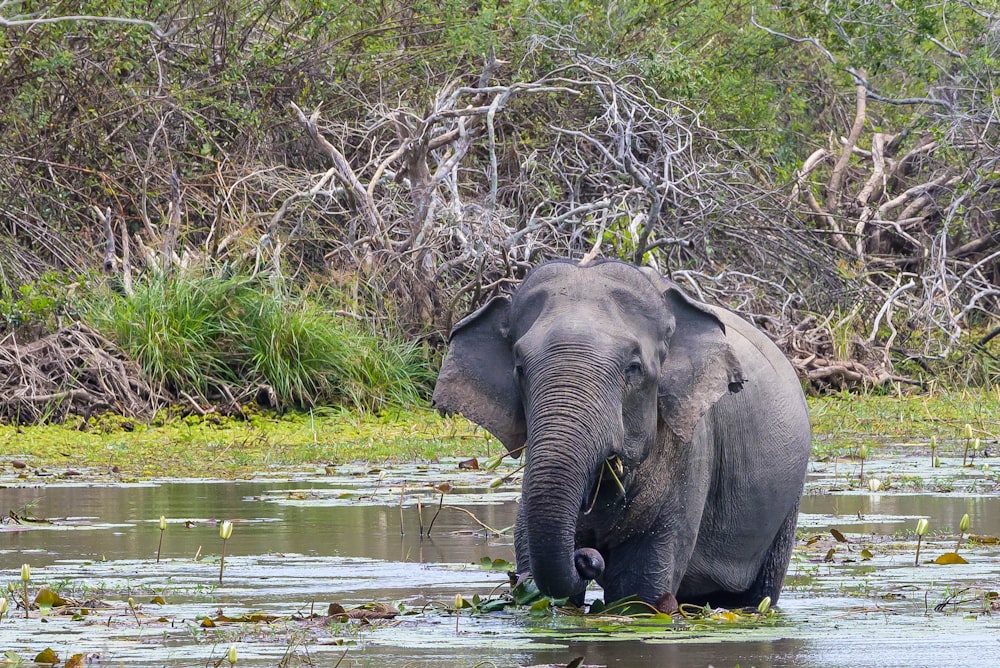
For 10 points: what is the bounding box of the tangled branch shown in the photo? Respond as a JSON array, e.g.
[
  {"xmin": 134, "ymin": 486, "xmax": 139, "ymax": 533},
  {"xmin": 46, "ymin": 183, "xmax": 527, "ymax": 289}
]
[{"xmin": 0, "ymin": 323, "xmax": 159, "ymax": 424}]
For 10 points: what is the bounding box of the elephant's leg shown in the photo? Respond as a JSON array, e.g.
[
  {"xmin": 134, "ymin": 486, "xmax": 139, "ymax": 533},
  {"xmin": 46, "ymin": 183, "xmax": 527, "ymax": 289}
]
[
  {"xmin": 599, "ymin": 535, "xmax": 684, "ymax": 613},
  {"xmin": 680, "ymin": 501, "xmax": 800, "ymax": 609},
  {"xmin": 743, "ymin": 499, "xmax": 800, "ymax": 606}
]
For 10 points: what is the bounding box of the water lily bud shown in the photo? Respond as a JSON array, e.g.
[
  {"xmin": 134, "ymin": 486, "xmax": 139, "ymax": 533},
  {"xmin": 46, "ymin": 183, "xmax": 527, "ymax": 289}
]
[
  {"xmin": 915, "ymin": 518, "xmax": 929, "ymax": 536},
  {"xmin": 858, "ymin": 444, "xmax": 869, "ymax": 459},
  {"xmin": 964, "ymin": 423, "xmax": 973, "ymax": 439},
  {"xmin": 484, "ymin": 455, "xmax": 504, "ymax": 470},
  {"xmin": 757, "ymin": 596, "xmax": 772, "ymax": 615},
  {"xmin": 453, "ymin": 593, "xmax": 465, "ymax": 609},
  {"xmin": 959, "ymin": 513, "xmax": 970, "ymax": 533},
  {"xmin": 159, "ymin": 515, "xmax": 167, "ymax": 531},
  {"xmin": 933, "ymin": 456, "xmax": 940, "ymax": 467},
  {"xmin": 867, "ymin": 478, "xmax": 882, "ymax": 492},
  {"xmin": 488, "ymin": 477, "xmax": 504, "ymax": 488},
  {"xmin": 0, "ymin": 597, "xmax": 7, "ymax": 615},
  {"xmin": 227, "ymin": 645, "xmax": 238, "ymax": 664},
  {"xmin": 20, "ymin": 564, "xmax": 30, "ymax": 582},
  {"xmin": 128, "ymin": 597, "xmax": 135, "ymax": 609},
  {"xmin": 219, "ymin": 520, "xmax": 233, "ymax": 540},
  {"xmin": 930, "ymin": 436, "xmax": 937, "ymax": 449},
  {"xmin": 973, "ymin": 438, "xmax": 981, "ymax": 451}
]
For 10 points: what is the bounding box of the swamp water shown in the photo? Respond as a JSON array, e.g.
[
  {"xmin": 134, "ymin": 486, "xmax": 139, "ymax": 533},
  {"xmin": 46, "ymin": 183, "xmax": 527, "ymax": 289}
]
[{"xmin": 1, "ymin": 455, "xmax": 998, "ymax": 667}]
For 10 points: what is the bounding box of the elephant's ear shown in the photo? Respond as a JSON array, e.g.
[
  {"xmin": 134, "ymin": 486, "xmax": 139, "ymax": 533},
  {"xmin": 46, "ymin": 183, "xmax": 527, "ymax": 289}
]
[
  {"xmin": 432, "ymin": 296, "xmax": 526, "ymax": 456},
  {"xmin": 651, "ymin": 278, "xmax": 747, "ymax": 444}
]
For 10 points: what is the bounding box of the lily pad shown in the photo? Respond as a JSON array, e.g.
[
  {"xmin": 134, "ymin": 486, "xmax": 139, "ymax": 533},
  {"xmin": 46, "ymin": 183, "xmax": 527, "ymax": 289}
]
[{"xmin": 934, "ymin": 553, "xmax": 969, "ymax": 565}]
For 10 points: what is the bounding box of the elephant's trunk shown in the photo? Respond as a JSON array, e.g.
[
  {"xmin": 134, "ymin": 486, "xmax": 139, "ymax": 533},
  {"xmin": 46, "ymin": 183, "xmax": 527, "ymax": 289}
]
[
  {"xmin": 522, "ymin": 451, "xmax": 600, "ymax": 599},
  {"xmin": 520, "ymin": 357, "xmax": 617, "ymax": 599}
]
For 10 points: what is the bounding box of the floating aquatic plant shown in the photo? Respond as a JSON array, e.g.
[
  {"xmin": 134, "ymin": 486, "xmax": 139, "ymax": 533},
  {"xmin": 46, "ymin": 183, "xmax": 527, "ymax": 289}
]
[
  {"xmin": 426, "ymin": 482, "xmax": 452, "ymax": 536},
  {"xmin": 963, "ymin": 424, "xmax": 973, "ymax": 466},
  {"xmin": 933, "ymin": 513, "xmax": 971, "ymax": 565},
  {"xmin": 127, "ymin": 597, "xmax": 141, "ymax": 626}
]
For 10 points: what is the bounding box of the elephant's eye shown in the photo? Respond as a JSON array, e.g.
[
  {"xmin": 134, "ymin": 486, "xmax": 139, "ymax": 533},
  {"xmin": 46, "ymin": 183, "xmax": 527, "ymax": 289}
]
[{"xmin": 624, "ymin": 360, "xmax": 645, "ymax": 385}]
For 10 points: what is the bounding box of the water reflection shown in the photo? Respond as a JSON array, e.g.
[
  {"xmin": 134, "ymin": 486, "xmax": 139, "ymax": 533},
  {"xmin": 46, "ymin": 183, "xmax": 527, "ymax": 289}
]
[
  {"xmin": 0, "ymin": 481, "xmax": 517, "ymax": 570},
  {"xmin": 1, "ymin": 477, "xmax": 999, "ymax": 667},
  {"xmin": 800, "ymin": 491, "xmax": 1000, "ymax": 534}
]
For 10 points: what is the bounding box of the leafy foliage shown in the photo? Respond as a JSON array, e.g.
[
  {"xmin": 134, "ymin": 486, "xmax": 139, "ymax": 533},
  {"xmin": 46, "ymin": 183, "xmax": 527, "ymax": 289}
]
[{"xmin": 1, "ymin": 0, "xmax": 998, "ymax": 394}]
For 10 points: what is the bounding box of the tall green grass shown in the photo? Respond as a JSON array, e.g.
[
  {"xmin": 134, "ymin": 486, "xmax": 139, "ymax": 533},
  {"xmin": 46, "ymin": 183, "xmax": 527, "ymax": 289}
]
[{"xmin": 81, "ymin": 273, "xmax": 433, "ymax": 411}]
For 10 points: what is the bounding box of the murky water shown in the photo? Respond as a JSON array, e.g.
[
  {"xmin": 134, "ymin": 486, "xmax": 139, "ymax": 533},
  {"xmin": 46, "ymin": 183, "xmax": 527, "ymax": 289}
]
[{"xmin": 1, "ymin": 458, "xmax": 999, "ymax": 667}]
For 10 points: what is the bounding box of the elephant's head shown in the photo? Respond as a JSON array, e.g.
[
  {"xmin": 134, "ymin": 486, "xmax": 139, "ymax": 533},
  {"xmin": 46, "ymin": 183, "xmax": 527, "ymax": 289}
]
[{"xmin": 433, "ymin": 260, "xmax": 745, "ymax": 600}]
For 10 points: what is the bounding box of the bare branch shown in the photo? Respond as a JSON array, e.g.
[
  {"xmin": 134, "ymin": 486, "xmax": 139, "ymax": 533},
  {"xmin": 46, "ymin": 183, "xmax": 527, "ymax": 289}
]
[
  {"xmin": 827, "ymin": 74, "xmax": 867, "ymax": 219},
  {"xmin": 0, "ymin": 12, "xmax": 167, "ymax": 37},
  {"xmin": 750, "ymin": 9, "xmax": 837, "ymax": 65},
  {"xmin": 290, "ymin": 102, "xmax": 384, "ymax": 236}
]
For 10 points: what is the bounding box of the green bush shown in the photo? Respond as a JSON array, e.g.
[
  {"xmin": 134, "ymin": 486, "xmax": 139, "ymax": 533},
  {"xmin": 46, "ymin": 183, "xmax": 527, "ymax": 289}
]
[
  {"xmin": 81, "ymin": 272, "xmax": 433, "ymax": 411},
  {"xmin": 0, "ymin": 273, "xmax": 80, "ymax": 340}
]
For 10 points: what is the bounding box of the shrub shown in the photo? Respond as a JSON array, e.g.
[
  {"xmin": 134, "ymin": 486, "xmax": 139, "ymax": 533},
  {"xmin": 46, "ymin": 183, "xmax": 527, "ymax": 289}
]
[{"xmin": 81, "ymin": 272, "xmax": 432, "ymax": 411}]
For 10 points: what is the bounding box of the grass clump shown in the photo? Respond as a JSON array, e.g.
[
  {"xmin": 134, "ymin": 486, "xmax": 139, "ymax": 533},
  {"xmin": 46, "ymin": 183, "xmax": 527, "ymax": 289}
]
[{"xmin": 81, "ymin": 273, "xmax": 432, "ymax": 412}]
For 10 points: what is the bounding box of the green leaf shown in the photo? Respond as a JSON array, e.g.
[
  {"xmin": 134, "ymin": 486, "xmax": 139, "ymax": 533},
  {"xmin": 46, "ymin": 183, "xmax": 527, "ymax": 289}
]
[
  {"xmin": 34, "ymin": 648, "xmax": 59, "ymax": 664},
  {"xmin": 478, "ymin": 556, "xmax": 514, "ymax": 571},
  {"xmin": 476, "ymin": 598, "xmax": 512, "ymax": 613},
  {"xmin": 591, "ymin": 596, "xmax": 659, "ymax": 617},
  {"xmin": 529, "ymin": 598, "xmax": 552, "ymax": 616},
  {"xmin": 512, "ymin": 580, "xmax": 544, "ymax": 606}
]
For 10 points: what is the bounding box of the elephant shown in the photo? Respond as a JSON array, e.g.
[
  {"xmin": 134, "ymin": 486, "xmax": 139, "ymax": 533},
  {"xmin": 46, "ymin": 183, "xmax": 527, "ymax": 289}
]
[{"xmin": 432, "ymin": 259, "xmax": 811, "ymax": 611}]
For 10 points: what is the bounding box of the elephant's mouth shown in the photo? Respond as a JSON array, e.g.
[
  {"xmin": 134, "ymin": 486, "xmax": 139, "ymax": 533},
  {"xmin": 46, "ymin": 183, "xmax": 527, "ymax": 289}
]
[{"xmin": 582, "ymin": 454, "xmax": 628, "ymax": 514}]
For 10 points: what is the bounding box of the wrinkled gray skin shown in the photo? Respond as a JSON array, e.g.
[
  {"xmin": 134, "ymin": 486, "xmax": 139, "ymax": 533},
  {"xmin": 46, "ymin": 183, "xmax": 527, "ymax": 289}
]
[{"xmin": 433, "ymin": 260, "xmax": 811, "ymax": 610}]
